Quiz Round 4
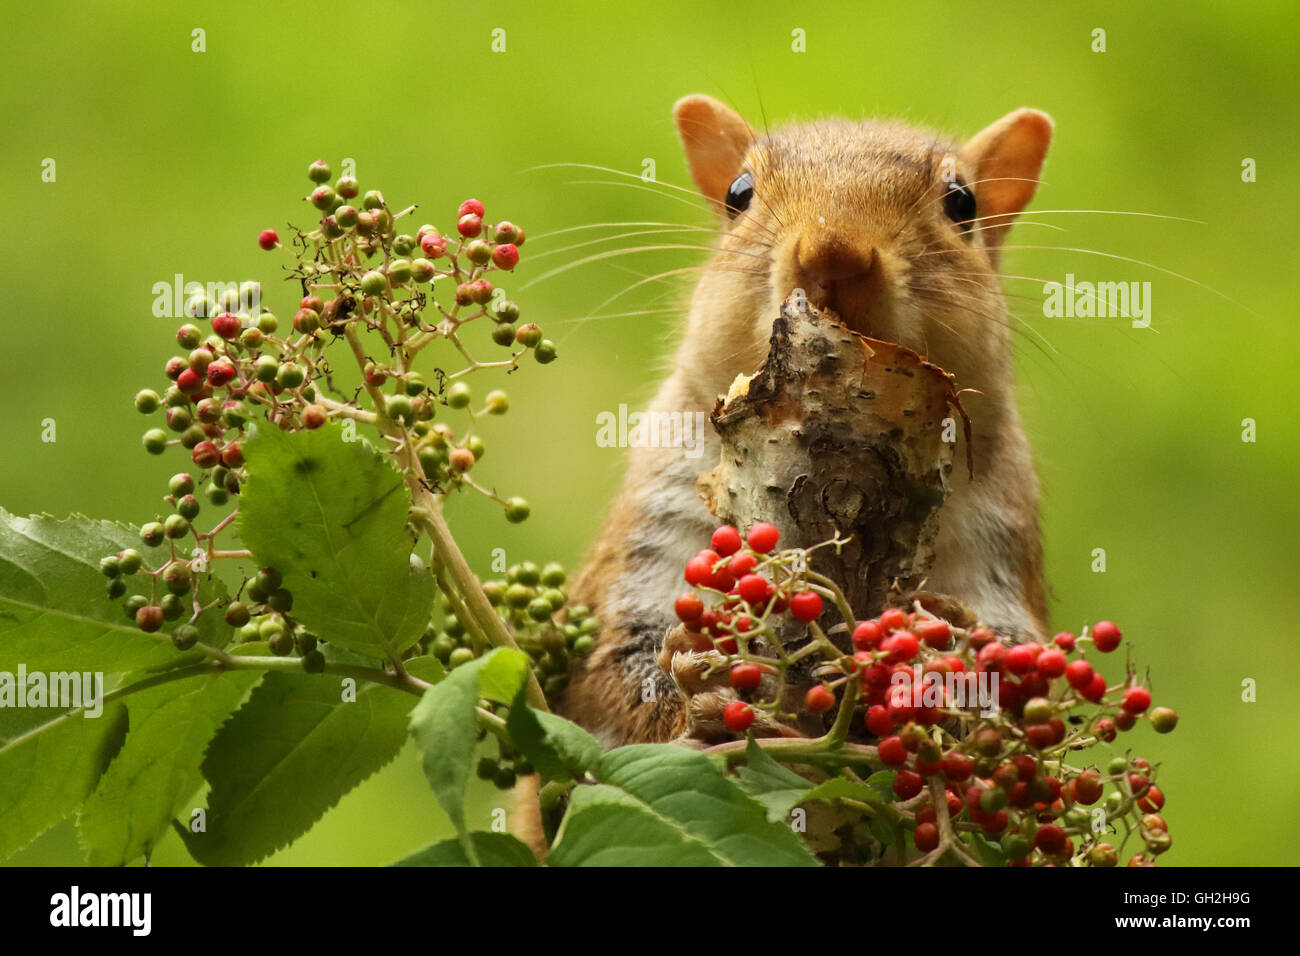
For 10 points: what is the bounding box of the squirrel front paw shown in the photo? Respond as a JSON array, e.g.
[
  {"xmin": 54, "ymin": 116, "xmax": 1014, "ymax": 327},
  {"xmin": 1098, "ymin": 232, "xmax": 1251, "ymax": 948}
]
[{"xmin": 657, "ymin": 623, "xmax": 805, "ymax": 744}]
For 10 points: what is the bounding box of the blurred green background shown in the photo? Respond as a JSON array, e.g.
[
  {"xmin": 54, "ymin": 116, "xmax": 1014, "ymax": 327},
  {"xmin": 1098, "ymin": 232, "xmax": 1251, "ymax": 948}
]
[{"xmin": 3, "ymin": 0, "xmax": 1296, "ymax": 865}]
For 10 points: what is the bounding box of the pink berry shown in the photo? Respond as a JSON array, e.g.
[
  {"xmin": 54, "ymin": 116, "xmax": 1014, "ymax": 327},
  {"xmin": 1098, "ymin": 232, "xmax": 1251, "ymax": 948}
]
[
  {"xmin": 491, "ymin": 243, "xmax": 520, "ymax": 270},
  {"xmin": 258, "ymin": 229, "xmax": 279, "ymax": 250},
  {"xmin": 457, "ymin": 213, "xmax": 482, "ymax": 238},
  {"xmin": 458, "ymin": 198, "xmax": 485, "ymax": 218}
]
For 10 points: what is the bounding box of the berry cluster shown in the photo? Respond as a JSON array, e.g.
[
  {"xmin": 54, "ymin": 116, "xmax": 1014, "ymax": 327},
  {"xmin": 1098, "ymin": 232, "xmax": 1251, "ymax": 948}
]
[
  {"xmin": 103, "ymin": 161, "xmax": 562, "ymax": 675},
  {"xmin": 672, "ymin": 522, "xmax": 1178, "ymax": 866}
]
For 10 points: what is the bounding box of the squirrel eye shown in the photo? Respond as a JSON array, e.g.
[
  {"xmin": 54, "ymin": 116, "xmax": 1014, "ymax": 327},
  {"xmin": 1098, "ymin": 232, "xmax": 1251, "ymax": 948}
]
[
  {"xmin": 724, "ymin": 172, "xmax": 754, "ymax": 218},
  {"xmin": 943, "ymin": 180, "xmax": 977, "ymax": 231}
]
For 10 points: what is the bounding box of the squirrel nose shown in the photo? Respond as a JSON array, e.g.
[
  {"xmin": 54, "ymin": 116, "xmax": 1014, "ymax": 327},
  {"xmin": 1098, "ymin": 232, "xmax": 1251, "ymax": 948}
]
[{"xmin": 793, "ymin": 236, "xmax": 882, "ymax": 314}]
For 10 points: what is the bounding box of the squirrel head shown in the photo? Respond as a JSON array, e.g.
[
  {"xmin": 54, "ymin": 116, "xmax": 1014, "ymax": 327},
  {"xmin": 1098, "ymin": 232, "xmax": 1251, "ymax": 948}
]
[{"xmin": 672, "ymin": 95, "xmax": 1052, "ymax": 401}]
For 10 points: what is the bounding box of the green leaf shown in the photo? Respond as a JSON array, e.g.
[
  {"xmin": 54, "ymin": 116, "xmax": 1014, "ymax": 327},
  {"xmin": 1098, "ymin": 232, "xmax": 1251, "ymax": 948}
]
[
  {"xmin": 548, "ymin": 744, "xmax": 820, "ymax": 867},
  {"xmin": 0, "ymin": 702, "xmax": 128, "ymax": 861},
  {"xmin": 506, "ymin": 705, "xmax": 601, "ymax": 783},
  {"xmin": 732, "ymin": 736, "xmax": 818, "ymax": 822},
  {"xmin": 798, "ymin": 776, "xmax": 889, "ymax": 807},
  {"xmin": 76, "ymin": 667, "xmax": 263, "ymax": 865},
  {"xmin": 0, "ymin": 508, "xmax": 192, "ymax": 674},
  {"xmin": 965, "ymin": 831, "xmax": 1007, "ymax": 867},
  {"xmin": 863, "ymin": 770, "xmax": 897, "ymax": 803},
  {"xmin": 181, "ymin": 657, "xmax": 442, "ymax": 866},
  {"xmin": 392, "ymin": 831, "xmax": 538, "ymax": 867},
  {"xmin": 237, "ymin": 424, "xmax": 435, "ymax": 658},
  {"xmin": 408, "ymin": 649, "xmax": 529, "ymax": 854}
]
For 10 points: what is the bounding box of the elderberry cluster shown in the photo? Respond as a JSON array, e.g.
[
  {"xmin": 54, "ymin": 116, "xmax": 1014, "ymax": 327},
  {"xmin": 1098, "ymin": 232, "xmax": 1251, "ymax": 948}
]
[{"xmin": 672, "ymin": 521, "xmax": 1179, "ymax": 867}]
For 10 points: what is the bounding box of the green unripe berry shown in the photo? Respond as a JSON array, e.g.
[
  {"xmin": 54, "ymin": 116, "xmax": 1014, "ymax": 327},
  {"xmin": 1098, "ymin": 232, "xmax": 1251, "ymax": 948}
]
[
  {"xmin": 360, "ymin": 270, "xmax": 388, "ymax": 297},
  {"xmin": 482, "ymin": 580, "xmax": 507, "ymax": 606},
  {"xmin": 504, "ymin": 583, "xmax": 535, "ymax": 610},
  {"xmin": 169, "ymin": 474, "xmax": 195, "ymax": 499},
  {"xmin": 163, "ymin": 514, "xmax": 190, "ymax": 539},
  {"xmin": 258, "ymin": 616, "xmax": 286, "ymax": 641},
  {"xmin": 100, "ymin": 555, "xmax": 121, "ymax": 578},
  {"xmin": 268, "ymin": 588, "xmax": 294, "ymax": 612},
  {"xmin": 448, "ymin": 647, "xmax": 475, "ymax": 668},
  {"xmin": 410, "ymin": 258, "xmax": 435, "ymax": 283},
  {"xmin": 308, "ymin": 159, "xmax": 332, "ymax": 183},
  {"xmin": 160, "ymin": 593, "xmax": 184, "ymax": 620},
  {"xmin": 431, "ymin": 633, "xmax": 458, "ymax": 661},
  {"xmin": 493, "ymin": 767, "xmax": 517, "ymax": 790},
  {"xmin": 388, "ymin": 259, "xmax": 413, "ymax": 284},
  {"xmin": 495, "ymin": 300, "xmax": 520, "ymax": 323},
  {"xmin": 276, "ymin": 363, "xmax": 305, "ymax": 389},
  {"xmin": 255, "ymin": 567, "xmax": 282, "ymax": 592},
  {"xmin": 225, "ymin": 601, "xmax": 251, "ymax": 627},
  {"xmin": 254, "ymin": 355, "xmax": 278, "ymax": 382},
  {"xmin": 240, "ymin": 327, "xmax": 264, "ymax": 349},
  {"xmin": 176, "ymin": 324, "xmax": 203, "ymax": 349},
  {"xmin": 446, "ymin": 382, "xmax": 472, "ymax": 409},
  {"xmin": 1149, "ymin": 707, "xmax": 1179, "ymax": 733},
  {"xmin": 164, "ymin": 566, "xmax": 192, "ymax": 596},
  {"xmin": 257, "ymin": 312, "xmax": 278, "ymax": 334},
  {"xmin": 142, "ymin": 429, "xmax": 168, "ymax": 455},
  {"xmin": 1001, "ymin": 833, "xmax": 1032, "ymax": 859},
  {"xmin": 295, "ymin": 630, "xmax": 318, "ymax": 655},
  {"xmin": 302, "ymin": 649, "xmax": 326, "ymax": 673},
  {"xmin": 466, "ymin": 240, "xmax": 492, "ymax": 265},
  {"xmin": 578, "ymin": 616, "xmax": 600, "ymax": 636},
  {"xmin": 310, "ymin": 184, "xmax": 338, "ymax": 210},
  {"xmin": 541, "ymin": 562, "xmax": 566, "ymax": 587},
  {"xmin": 514, "ymin": 562, "xmax": 541, "ymax": 586},
  {"xmin": 542, "ymin": 588, "xmax": 567, "ymax": 611},
  {"xmin": 134, "ymin": 389, "xmax": 161, "ymax": 414},
  {"xmin": 269, "ymin": 630, "xmax": 295, "ymax": 656},
  {"xmin": 335, "ymin": 204, "xmax": 359, "ymax": 229},
  {"xmin": 171, "ymin": 624, "xmax": 200, "ymax": 651},
  {"xmin": 504, "ymin": 497, "xmax": 531, "ymax": 523},
  {"xmin": 117, "ymin": 549, "xmax": 144, "ymax": 574},
  {"xmin": 491, "ymin": 323, "xmax": 516, "ymax": 347},
  {"xmin": 176, "ymin": 494, "xmax": 201, "ymax": 520},
  {"xmin": 140, "ymin": 522, "xmax": 166, "ymax": 547},
  {"xmin": 124, "ymin": 594, "xmax": 149, "ymax": 618},
  {"xmin": 386, "ymin": 393, "xmax": 415, "ymax": 424},
  {"xmin": 361, "ymin": 190, "xmax": 385, "ymax": 210},
  {"xmin": 235, "ymin": 623, "xmax": 260, "ymax": 643},
  {"xmin": 568, "ymin": 605, "xmax": 590, "ymax": 624},
  {"xmin": 404, "ymin": 374, "xmax": 426, "ymax": 396},
  {"xmin": 1107, "ymin": 756, "xmax": 1128, "ymax": 775},
  {"xmin": 206, "ymin": 484, "xmax": 229, "ymax": 506},
  {"xmin": 515, "ymin": 323, "xmax": 542, "ymax": 348},
  {"xmin": 526, "ymin": 597, "xmax": 554, "ymax": 622},
  {"xmin": 534, "ymin": 340, "xmax": 558, "ymax": 364},
  {"xmin": 572, "ymin": 635, "xmax": 596, "ymax": 656}
]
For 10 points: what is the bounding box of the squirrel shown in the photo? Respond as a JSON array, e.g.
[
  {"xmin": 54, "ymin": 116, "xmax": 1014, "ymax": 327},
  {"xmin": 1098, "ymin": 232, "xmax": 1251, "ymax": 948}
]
[{"xmin": 557, "ymin": 94, "xmax": 1054, "ymax": 750}]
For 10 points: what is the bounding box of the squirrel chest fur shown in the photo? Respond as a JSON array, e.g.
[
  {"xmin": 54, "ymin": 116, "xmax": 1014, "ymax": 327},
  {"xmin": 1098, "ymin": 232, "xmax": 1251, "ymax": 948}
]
[{"xmin": 559, "ymin": 95, "xmax": 1054, "ymax": 748}]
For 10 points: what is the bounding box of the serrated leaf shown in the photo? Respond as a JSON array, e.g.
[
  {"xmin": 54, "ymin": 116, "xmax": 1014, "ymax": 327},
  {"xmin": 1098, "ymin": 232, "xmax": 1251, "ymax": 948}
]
[
  {"xmin": 548, "ymin": 744, "xmax": 820, "ymax": 867},
  {"xmin": 0, "ymin": 702, "xmax": 128, "ymax": 861},
  {"xmin": 181, "ymin": 657, "xmax": 442, "ymax": 866},
  {"xmin": 798, "ymin": 776, "xmax": 889, "ymax": 807},
  {"xmin": 237, "ymin": 424, "xmax": 435, "ymax": 658},
  {"xmin": 77, "ymin": 667, "xmax": 263, "ymax": 865},
  {"xmin": 864, "ymin": 770, "xmax": 897, "ymax": 803},
  {"xmin": 392, "ymin": 831, "xmax": 538, "ymax": 867},
  {"xmin": 505, "ymin": 705, "xmax": 601, "ymax": 783},
  {"xmin": 408, "ymin": 648, "xmax": 529, "ymax": 858},
  {"xmin": 0, "ymin": 508, "xmax": 194, "ymax": 674}
]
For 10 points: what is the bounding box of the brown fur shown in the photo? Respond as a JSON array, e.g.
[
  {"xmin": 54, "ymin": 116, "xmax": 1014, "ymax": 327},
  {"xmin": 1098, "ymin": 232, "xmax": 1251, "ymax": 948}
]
[{"xmin": 558, "ymin": 96, "xmax": 1054, "ymax": 752}]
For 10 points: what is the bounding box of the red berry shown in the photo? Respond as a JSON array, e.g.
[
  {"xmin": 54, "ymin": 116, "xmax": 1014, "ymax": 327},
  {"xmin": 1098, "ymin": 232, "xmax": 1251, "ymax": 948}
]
[
  {"xmin": 1136, "ymin": 784, "xmax": 1165, "ymax": 813},
  {"xmin": 420, "ymin": 233, "xmax": 446, "ymax": 258},
  {"xmin": 804, "ymin": 684, "xmax": 836, "ymax": 714},
  {"xmin": 135, "ymin": 605, "xmax": 164, "ymax": 633},
  {"xmin": 789, "ymin": 591, "xmax": 822, "ymax": 622},
  {"xmin": 1053, "ymin": 631, "xmax": 1076, "ymax": 651},
  {"xmin": 1004, "ymin": 642, "xmax": 1041, "ymax": 675},
  {"xmin": 879, "ymin": 608, "xmax": 908, "ymax": 632},
  {"xmin": 1092, "ymin": 718, "xmax": 1118, "ymax": 742},
  {"xmin": 729, "ymin": 663, "xmax": 763, "ymax": 691},
  {"xmin": 1091, "ymin": 620, "xmax": 1122, "ymax": 652},
  {"xmin": 491, "ymin": 243, "xmax": 520, "ymax": 270},
  {"xmin": 1036, "ymin": 648, "xmax": 1067, "ymax": 678},
  {"xmin": 684, "ymin": 551, "xmax": 718, "ymax": 587},
  {"xmin": 220, "ymin": 442, "xmax": 244, "ymax": 468},
  {"xmin": 722, "ymin": 701, "xmax": 755, "ymax": 733},
  {"xmin": 258, "ymin": 228, "xmax": 279, "ymax": 250},
  {"xmin": 457, "ymin": 213, "xmax": 482, "ymax": 238},
  {"xmin": 176, "ymin": 368, "xmax": 203, "ymax": 393},
  {"xmin": 745, "ymin": 522, "xmax": 780, "ymax": 554},
  {"xmin": 852, "ymin": 620, "xmax": 883, "ymax": 650},
  {"xmin": 212, "ymin": 312, "xmax": 241, "ymax": 339},
  {"xmin": 191, "ymin": 441, "xmax": 220, "ymax": 468},
  {"xmin": 977, "ymin": 642, "xmax": 1007, "ymax": 671},
  {"xmin": 1025, "ymin": 724, "xmax": 1055, "ymax": 749},
  {"xmin": 1122, "ymin": 686, "xmax": 1152, "ymax": 715},
  {"xmin": 727, "ymin": 552, "xmax": 757, "ymax": 577},
  {"xmin": 913, "ymin": 822, "xmax": 939, "ymax": 852},
  {"xmin": 941, "ymin": 753, "xmax": 974, "ymax": 781},
  {"xmin": 1081, "ymin": 672, "xmax": 1108, "ymax": 703},
  {"xmin": 878, "ymin": 735, "xmax": 908, "ymax": 766},
  {"xmin": 865, "ymin": 704, "xmax": 894, "ymax": 736},
  {"xmin": 968, "ymin": 626, "xmax": 996, "ymax": 647},
  {"xmin": 674, "ymin": 592, "xmax": 704, "ymax": 622},
  {"xmin": 916, "ymin": 619, "xmax": 951, "ymax": 648},
  {"xmin": 458, "ymin": 198, "xmax": 485, "ymax": 218},
  {"xmin": 1034, "ymin": 823, "xmax": 1067, "ymax": 855},
  {"xmin": 737, "ymin": 574, "xmax": 770, "ymax": 605},
  {"xmin": 892, "ymin": 770, "xmax": 924, "ymax": 800},
  {"xmin": 882, "ymin": 631, "xmax": 920, "ymax": 663},
  {"xmin": 711, "ymin": 525, "xmax": 743, "ymax": 556},
  {"xmin": 206, "ymin": 360, "xmax": 236, "ymax": 388},
  {"xmin": 1065, "ymin": 659, "xmax": 1095, "ymax": 690},
  {"xmin": 1073, "ymin": 770, "xmax": 1104, "ymax": 805}
]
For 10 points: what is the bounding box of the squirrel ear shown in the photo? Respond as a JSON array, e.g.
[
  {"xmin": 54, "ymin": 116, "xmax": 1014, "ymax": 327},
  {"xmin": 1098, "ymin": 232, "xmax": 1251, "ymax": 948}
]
[
  {"xmin": 673, "ymin": 95, "xmax": 755, "ymax": 213},
  {"xmin": 963, "ymin": 109, "xmax": 1053, "ymax": 246}
]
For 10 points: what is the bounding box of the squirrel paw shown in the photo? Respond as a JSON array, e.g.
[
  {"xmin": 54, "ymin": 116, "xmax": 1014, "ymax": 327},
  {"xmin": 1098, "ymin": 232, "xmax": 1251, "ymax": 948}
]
[{"xmin": 658, "ymin": 623, "xmax": 805, "ymax": 743}]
